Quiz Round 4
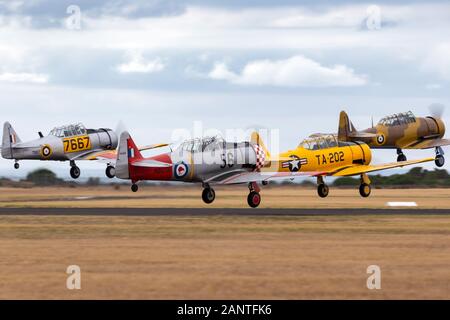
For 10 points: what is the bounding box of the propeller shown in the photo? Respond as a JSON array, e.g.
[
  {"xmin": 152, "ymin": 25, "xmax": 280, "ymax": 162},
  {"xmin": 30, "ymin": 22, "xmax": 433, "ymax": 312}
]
[
  {"xmin": 428, "ymin": 103, "xmax": 445, "ymax": 118},
  {"xmin": 114, "ymin": 120, "xmax": 128, "ymax": 138}
]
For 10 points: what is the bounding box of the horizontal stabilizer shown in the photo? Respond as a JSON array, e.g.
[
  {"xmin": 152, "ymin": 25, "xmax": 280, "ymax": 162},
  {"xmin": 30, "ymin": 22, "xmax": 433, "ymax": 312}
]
[
  {"xmin": 347, "ymin": 132, "xmax": 377, "ymax": 139},
  {"xmin": 132, "ymin": 160, "xmax": 172, "ymax": 168}
]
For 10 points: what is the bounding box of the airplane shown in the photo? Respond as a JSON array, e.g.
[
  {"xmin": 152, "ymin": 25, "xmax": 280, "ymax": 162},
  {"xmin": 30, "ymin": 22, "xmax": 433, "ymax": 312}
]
[
  {"xmin": 338, "ymin": 109, "xmax": 450, "ymax": 167},
  {"xmin": 114, "ymin": 130, "xmax": 433, "ymax": 208},
  {"xmin": 1, "ymin": 122, "xmax": 119, "ymax": 179}
]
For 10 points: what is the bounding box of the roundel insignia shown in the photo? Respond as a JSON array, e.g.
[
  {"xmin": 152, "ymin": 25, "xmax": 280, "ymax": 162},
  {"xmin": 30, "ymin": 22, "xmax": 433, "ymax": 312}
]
[
  {"xmin": 376, "ymin": 134, "xmax": 386, "ymax": 145},
  {"xmin": 40, "ymin": 145, "xmax": 52, "ymax": 158},
  {"xmin": 174, "ymin": 162, "xmax": 188, "ymax": 179},
  {"xmin": 288, "ymin": 155, "xmax": 301, "ymax": 172}
]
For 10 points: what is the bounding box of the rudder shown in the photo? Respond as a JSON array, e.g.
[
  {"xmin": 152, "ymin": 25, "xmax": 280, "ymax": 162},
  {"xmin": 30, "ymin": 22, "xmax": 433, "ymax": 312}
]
[
  {"xmin": 115, "ymin": 131, "xmax": 143, "ymax": 179},
  {"xmin": 2, "ymin": 122, "xmax": 21, "ymax": 159},
  {"xmin": 337, "ymin": 111, "xmax": 356, "ymax": 142}
]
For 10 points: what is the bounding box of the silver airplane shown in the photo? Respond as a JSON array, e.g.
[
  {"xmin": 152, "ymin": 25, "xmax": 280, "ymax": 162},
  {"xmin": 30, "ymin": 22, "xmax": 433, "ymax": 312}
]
[
  {"xmin": 114, "ymin": 131, "xmax": 314, "ymax": 208},
  {"xmin": 1, "ymin": 122, "xmax": 118, "ymax": 179}
]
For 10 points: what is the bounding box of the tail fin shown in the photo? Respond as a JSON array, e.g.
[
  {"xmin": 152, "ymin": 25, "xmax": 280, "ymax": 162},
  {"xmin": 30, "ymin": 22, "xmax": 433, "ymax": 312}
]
[
  {"xmin": 337, "ymin": 111, "xmax": 357, "ymax": 142},
  {"xmin": 2, "ymin": 122, "xmax": 21, "ymax": 159},
  {"xmin": 115, "ymin": 131, "xmax": 143, "ymax": 179},
  {"xmin": 251, "ymin": 131, "xmax": 271, "ymax": 159}
]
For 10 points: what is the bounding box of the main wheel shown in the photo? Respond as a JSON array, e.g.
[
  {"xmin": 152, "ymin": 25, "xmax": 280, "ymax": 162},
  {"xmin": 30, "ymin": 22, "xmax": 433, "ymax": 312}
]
[
  {"xmin": 70, "ymin": 166, "xmax": 81, "ymax": 179},
  {"xmin": 131, "ymin": 184, "xmax": 139, "ymax": 192},
  {"xmin": 14, "ymin": 163, "xmax": 19, "ymax": 169},
  {"xmin": 435, "ymin": 155, "xmax": 445, "ymax": 167},
  {"xmin": 317, "ymin": 184, "xmax": 329, "ymax": 198},
  {"xmin": 397, "ymin": 154, "xmax": 407, "ymax": 162},
  {"xmin": 202, "ymin": 188, "xmax": 215, "ymax": 204},
  {"xmin": 359, "ymin": 183, "xmax": 371, "ymax": 197},
  {"xmin": 247, "ymin": 191, "xmax": 261, "ymax": 208},
  {"xmin": 106, "ymin": 165, "xmax": 116, "ymax": 178}
]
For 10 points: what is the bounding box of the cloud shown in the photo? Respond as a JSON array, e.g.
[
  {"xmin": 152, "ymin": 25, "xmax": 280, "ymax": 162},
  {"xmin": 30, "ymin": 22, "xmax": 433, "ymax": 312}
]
[
  {"xmin": 0, "ymin": 72, "xmax": 48, "ymax": 83},
  {"xmin": 207, "ymin": 55, "xmax": 368, "ymax": 87},
  {"xmin": 116, "ymin": 51, "xmax": 165, "ymax": 74},
  {"xmin": 422, "ymin": 43, "xmax": 450, "ymax": 80}
]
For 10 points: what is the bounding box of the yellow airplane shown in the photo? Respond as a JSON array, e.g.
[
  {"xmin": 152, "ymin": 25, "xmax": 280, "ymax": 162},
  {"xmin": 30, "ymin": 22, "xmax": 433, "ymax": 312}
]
[{"xmin": 241, "ymin": 132, "xmax": 434, "ymax": 200}]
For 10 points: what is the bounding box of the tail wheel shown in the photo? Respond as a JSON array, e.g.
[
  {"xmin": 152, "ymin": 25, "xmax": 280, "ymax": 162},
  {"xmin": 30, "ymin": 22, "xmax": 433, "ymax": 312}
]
[
  {"xmin": 435, "ymin": 155, "xmax": 445, "ymax": 167},
  {"xmin": 317, "ymin": 184, "xmax": 329, "ymax": 198},
  {"xmin": 202, "ymin": 188, "xmax": 215, "ymax": 204},
  {"xmin": 359, "ymin": 183, "xmax": 371, "ymax": 197},
  {"xmin": 106, "ymin": 165, "xmax": 116, "ymax": 178},
  {"xmin": 14, "ymin": 162, "xmax": 19, "ymax": 169},
  {"xmin": 70, "ymin": 166, "xmax": 81, "ymax": 179},
  {"xmin": 131, "ymin": 184, "xmax": 139, "ymax": 192},
  {"xmin": 397, "ymin": 154, "xmax": 407, "ymax": 162},
  {"xmin": 247, "ymin": 191, "xmax": 261, "ymax": 208}
]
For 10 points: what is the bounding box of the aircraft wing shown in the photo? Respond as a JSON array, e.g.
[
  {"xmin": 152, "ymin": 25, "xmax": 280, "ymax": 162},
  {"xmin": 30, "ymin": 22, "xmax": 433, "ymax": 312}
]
[
  {"xmin": 329, "ymin": 157, "xmax": 434, "ymax": 177},
  {"xmin": 402, "ymin": 138, "xmax": 450, "ymax": 149},
  {"xmin": 206, "ymin": 170, "xmax": 325, "ymax": 185}
]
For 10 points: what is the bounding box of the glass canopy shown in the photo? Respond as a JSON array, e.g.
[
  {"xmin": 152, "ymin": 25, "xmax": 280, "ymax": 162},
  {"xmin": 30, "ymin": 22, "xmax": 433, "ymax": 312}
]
[
  {"xmin": 378, "ymin": 111, "xmax": 416, "ymax": 126},
  {"xmin": 49, "ymin": 123, "xmax": 87, "ymax": 138}
]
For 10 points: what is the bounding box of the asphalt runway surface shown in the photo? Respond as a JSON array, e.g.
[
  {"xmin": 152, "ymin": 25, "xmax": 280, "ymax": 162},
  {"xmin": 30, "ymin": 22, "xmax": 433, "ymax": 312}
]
[{"xmin": 0, "ymin": 207, "xmax": 449, "ymax": 216}]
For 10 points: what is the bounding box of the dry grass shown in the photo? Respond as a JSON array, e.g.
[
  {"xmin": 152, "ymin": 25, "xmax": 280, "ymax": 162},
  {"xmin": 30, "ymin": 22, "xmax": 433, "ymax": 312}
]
[
  {"xmin": 0, "ymin": 214, "xmax": 449, "ymax": 299},
  {"xmin": 0, "ymin": 186, "xmax": 449, "ymax": 208}
]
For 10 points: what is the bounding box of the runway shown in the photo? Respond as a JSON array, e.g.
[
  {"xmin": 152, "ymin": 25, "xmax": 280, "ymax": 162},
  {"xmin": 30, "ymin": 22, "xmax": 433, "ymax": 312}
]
[{"xmin": 0, "ymin": 207, "xmax": 449, "ymax": 216}]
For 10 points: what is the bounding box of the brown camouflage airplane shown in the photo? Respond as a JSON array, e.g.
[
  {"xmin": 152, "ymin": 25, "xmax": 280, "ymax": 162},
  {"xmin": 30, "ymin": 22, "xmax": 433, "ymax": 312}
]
[{"xmin": 337, "ymin": 109, "xmax": 449, "ymax": 167}]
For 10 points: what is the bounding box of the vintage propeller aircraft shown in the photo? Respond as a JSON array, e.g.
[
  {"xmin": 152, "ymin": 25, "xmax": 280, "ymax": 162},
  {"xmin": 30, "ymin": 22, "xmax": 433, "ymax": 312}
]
[
  {"xmin": 1, "ymin": 122, "xmax": 119, "ymax": 179},
  {"xmin": 115, "ymin": 130, "xmax": 433, "ymax": 208},
  {"xmin": 338, "ymin": 107, "xmax": 449, "ymax": 167}
]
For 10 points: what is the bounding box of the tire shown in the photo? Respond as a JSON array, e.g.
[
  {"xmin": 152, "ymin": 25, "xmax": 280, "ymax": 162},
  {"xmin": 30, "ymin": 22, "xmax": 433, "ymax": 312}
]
[
  {"xmin": 397, "ymin": 154, "xmax": 407, "ymax": 162},
  {"xmin": 202, "ymin": 188, "xmax": 215, "ymax": 204},
  {"xmin": 131, "ymin": 184, "xmax": 139, "ymax": 192},
  {"xmin": 247, "ymin": 191, "xmax": 261, "ymax": 208},
  {"xmin": 359, "ymin": 183, "xmax": 371, "ymax": 197},
  {"xmin": 106, "ymin": 166, "xmax": 116, "ymax": 178},
  {"xmin": 317, "ymin": 184, "xmax": 329, "ymax": 198},
  {"xmin": 435, "ymin": 155, "xmax": 445, "ymax": 167},
  {"xmin": 70, "ymin": 166, "xmax": 81, "ymax": 179},
  {"xmin": 14, "ymin": 163, "xmax": 19, "ymax": 169}
]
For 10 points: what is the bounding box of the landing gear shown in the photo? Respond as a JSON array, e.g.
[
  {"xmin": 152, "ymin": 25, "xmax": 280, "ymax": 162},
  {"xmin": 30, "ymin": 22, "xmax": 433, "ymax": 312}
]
[
  {"xmin": 247, "ymin": 191, "xmax": 261, "ymax": 208},
  {"xmin": 397, "ymin": 148, "xmax": 407, "ymax": 162},
  {"xmin": 317, "ymin": 184, "xmax": 329, "ymax": 198},
  {"xmin": 247, "ymin": 182, "xmax": 261, "ymax": 208},
  {"xmin": 69, "ymin": 161, "xmax": 80, "ymax": 179},
  {"xmin": 106, "ymin": 165, "xmax": 116, "ymax": 178},
  {"xmin": 359, "ymin": 183, "xmax": 371, "ymax": 197},
  {"xmin": 131, "ymin": 184, "xmax": 139, "ymax": 192},
  {"xmin": 316, "ymin": 176, "xmax": 329, "ymax": 198},
  {"xmin": 202, "ymin": 187, "xmax": 216, "ymax": 204},
  {"xmin": 14, "ymin": 161, "xmax": 19, "ymax": 169},
  {"xmin": 359, "ymin": 173, "xmax": 371, "ymax": 198},
  {"xmin": 435, "ymin": 147, "xmax": 445, "ymax": 167}
]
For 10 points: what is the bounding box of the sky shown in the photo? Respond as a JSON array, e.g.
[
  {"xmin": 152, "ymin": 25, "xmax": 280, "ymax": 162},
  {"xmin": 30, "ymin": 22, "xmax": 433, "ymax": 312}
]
[{"xmin": 0, "ymin": 0, "xmax": 449, "ymax": 180}]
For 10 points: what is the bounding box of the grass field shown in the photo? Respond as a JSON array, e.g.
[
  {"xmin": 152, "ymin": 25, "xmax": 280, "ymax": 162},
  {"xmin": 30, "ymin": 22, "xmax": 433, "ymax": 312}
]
[
  {"xmin": 0, "ymin": 185, "xmax": 449, "ymax": 208},
  {"xmin": 0, "ymin": 214, "xmax": 450, "ymax": 299},
  {"xmin": 0, "ymin": 187, "xmax": 449, "ymax": 299}
]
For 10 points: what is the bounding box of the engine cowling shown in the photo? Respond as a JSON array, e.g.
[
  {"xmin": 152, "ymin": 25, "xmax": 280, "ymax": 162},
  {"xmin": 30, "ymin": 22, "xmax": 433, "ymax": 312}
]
[
  {"xmin": 425, "ymin": 116, "xmax": 446, "ymax": 138},
  {"xmin": 88, "ymin": 128, "xmax": 118, "ymax": 150}
]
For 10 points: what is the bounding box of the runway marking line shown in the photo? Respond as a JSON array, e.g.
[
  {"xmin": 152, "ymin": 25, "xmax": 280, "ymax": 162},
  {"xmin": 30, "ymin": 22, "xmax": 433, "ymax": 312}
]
[{"xmin": 386, "ymin": 202, "xmax": 418, "ymax": 207}]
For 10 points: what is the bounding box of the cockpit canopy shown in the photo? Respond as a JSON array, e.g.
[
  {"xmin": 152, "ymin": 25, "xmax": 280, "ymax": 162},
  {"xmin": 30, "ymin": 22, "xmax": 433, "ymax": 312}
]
[
  {"xmin": 177, "ymin": 136, "xmax": 226, "ymax": 153},
  {"xmin": 299, "ymin": 133, "xmax": 356, "ymax": 150},
  {"xmin": 378, "ymin": 111, "xmax": 416, "ymax": 126},
  {"xmin": 49, "ymin": 123, "xmax": 87, "ymax": 138}
]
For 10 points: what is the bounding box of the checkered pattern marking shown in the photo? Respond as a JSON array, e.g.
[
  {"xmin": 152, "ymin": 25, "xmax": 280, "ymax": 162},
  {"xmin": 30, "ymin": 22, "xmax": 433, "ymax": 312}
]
[{"xmin": 253, "ymin": 144, "xmax": 266, "ymax": 171}]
